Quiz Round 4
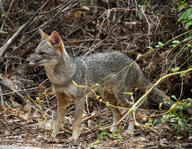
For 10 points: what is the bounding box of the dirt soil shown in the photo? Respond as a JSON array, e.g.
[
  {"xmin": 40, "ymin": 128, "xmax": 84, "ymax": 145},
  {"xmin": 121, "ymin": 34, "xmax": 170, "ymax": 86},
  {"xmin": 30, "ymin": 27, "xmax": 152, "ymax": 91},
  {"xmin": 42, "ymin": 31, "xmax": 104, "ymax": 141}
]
[{"xmin": 0, "ymin": 103, "xmax": 191, "ymax": 148}]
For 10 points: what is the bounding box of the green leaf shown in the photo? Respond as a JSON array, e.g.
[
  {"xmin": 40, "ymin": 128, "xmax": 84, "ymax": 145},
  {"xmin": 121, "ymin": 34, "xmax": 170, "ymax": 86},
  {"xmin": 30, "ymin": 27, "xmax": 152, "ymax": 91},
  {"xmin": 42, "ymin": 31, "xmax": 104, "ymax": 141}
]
[
  {"xmin": 106, "ymin": 101, "xmax": 110, "ymax": 107},
  {"xmin": 184, "ymin": 21, "xmax": 192, "ymax": 29},
  {"xmin": 96, "ymin": 95, "xmax": 100, "ymax": 100},
  {"xmin": 146, "ymin": 46, "xmax": 154, "ymax": 51},
  {"xmin": 104, "ymin": 136, "xmax": 109, "ymax": 141},
  {"xmin": 189, "ymin": 14, "xmax": 192, "ymax": 20},
  {"xmin": 184, "ymin": 103, "xmax": 192, "ymax": 110},
  {"xmin": 187, "ymin": 43, "xmax": 192, "ymax": 47},
  {"xmin": 170, "ymin": 118, "xmax": 175, "ymax": 122},
  {"xmin": 158, "ymin": 41, "xmax": 164, "ymax": 47},
  {"xmin": 95, "ymin": 83, "xmax": 100, "ymax": 86},
  {"xmin": 172, "ymin": 40, "xmax": 180, "ymax": 47},
  {"xmin": 123, "ymin": 92, "xmax": 133, "ymax": 95},
  {"xmin": 169, "ymin": 103, "xmax": 178, "ymax": 112},
  {"xmin": 156, "ymin": 42, "xmax": 164, "ymax": 48},
  {"xmin": 178, "ymin": 8, "xmax": 192, "ymax": 21},
  {"xmin": 172, "ymin": 40, "xmax": 180, "ymax": 44},
  {"xmin": 72, "ymin": 80, "xmax": 85, "ymax": 88},
  {"xmin": 171, "ymin": 95, "xmax": 177, "ymax": 100},
  {"xmin": 186, "ymin": 98, "xmax": 192, "ymax": 103},
  {"xmin": 0, "ymin": 30, "xmax": 8, "ymax": 34},
  {"xmin": 159, "ymin": 102, "xmax": 163, "ymax": 109},
  {"xmin": 171, "ymin": 67, "xmax": 180, "ymax": 72},
  {"xmin": 178, "ymin": 119, "xmax": 184, "ymax": 126},
  {"xmin": 178, "ymin": 3, "xmax": 187, "ymax": 12},
  {"xmin": 183, "ymin": 37, "xmax": 191, "ymax": 42},
  {"xmin": 1, "ymin": 13, "xmax": 6, "ymax": 17}
]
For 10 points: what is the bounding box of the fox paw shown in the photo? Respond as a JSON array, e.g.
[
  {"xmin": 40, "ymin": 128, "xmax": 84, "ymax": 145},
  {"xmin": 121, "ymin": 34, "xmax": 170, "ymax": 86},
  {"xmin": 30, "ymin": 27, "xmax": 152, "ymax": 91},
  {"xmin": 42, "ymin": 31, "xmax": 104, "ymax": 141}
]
[
  {"xmin": 125, "ymin": 129, "xmax": 134, "ymax": 135},
  {"xmin": 126, "ymin": 126, "xmax": 134, "ymax": 135},
  {"xmin": 68, "ymin": 129, "xmax": 81, "ymax": 142}
]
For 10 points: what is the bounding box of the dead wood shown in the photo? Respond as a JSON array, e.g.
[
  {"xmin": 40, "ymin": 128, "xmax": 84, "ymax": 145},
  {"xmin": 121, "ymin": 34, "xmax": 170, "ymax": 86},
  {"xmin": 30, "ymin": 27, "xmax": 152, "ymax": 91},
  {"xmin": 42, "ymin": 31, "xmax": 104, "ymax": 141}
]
[
  {"xmin": 0, "ymin": 75, "xmax": 23, "ymax": 99},
  {"xmin": 0, "ymin": 0, "xmax": 50, "ymax": 57}
]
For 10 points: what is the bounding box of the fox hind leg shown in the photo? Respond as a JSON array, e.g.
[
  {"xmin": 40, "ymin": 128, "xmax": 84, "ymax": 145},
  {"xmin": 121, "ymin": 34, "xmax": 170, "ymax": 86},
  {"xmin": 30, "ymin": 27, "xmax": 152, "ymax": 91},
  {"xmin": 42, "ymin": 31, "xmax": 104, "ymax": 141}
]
[
  {"xmin": 114, "ymin": 87, "xmax": 135, "ymax": 135},
  {"xmin": 103, "ymin": 92, "xmax": 121, "ymax": 133}
]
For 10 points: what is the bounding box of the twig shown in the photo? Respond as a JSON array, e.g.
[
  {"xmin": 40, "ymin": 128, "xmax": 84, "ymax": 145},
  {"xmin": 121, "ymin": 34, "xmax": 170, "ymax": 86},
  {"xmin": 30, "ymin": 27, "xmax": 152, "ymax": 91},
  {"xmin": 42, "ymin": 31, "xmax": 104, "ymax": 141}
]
[
  {"xmin": 139, "ymin": 5, "xmax": 151, "ymax": 46},
  {"xmin": 82, "ymin": 110, "xmax": 97, "ymax": 122},
  {"xmin": 0, "ymin": 0, "xmax": 5, "ymax": 14},
  {"xmin": 0, "ymin": 22, "xmax": 32, "ymax": 57},
  {"xmin": 0, "ymin": 0, "xmax": 50, "ymax": 57},
  {"xmin": 0, "ymin": 0, "xmax": 15, "ymax": 30},
  {"xmin": 39, "ymin": 3, "xmax": 63, "ymax": 15},
  {"xmin": 0, "ymin": 86, "xmax": 4, "ymax": 107},
  {"xmin": 66, "ymin": 10, "xmax": 105, "ymax": 37},
  {"xmin": 9, "ymin": 2, "xmax": 78, "ymax": 56},
  {"xmin": 0, "ymin": 86, "xmax": 39, "ymax": 96},
  {"xmin": 0, "ymin": 76, "xmax": 23, "ymax": 99}
]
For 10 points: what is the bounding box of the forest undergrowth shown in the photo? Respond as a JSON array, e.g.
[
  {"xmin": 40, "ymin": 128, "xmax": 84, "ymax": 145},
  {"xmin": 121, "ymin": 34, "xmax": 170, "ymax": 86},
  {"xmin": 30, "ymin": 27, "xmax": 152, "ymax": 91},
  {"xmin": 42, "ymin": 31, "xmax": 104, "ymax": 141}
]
[{"xmin": 0, "ymin": 0, "xmax": 191, "ymax": 148}]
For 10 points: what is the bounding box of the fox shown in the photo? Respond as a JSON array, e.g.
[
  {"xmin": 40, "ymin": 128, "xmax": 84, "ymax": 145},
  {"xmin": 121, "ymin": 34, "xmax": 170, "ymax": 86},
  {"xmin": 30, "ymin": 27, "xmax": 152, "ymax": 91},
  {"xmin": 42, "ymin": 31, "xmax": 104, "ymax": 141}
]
[{"xmin": 27, "ymin": 29, "xmax": 172, "ymax": 141}]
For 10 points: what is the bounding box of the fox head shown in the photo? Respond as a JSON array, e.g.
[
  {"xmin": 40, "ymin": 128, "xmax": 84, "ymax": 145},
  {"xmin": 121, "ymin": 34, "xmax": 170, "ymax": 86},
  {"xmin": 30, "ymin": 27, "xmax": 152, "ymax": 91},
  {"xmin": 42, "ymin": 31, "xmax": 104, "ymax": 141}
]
[{"xmin": 27, "ymin": 29, "xmax": 69, "ymax": 66}]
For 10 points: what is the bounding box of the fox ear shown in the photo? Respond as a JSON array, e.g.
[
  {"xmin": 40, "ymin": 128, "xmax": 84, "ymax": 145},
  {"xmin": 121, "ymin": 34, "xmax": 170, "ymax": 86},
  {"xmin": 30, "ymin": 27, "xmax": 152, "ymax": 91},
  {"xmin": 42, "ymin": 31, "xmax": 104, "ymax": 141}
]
[
  {"xmin": 38, "ymin": 29, "xmax": 49, "ymax": 40},
  {"xmin": 49, "ymin": 31, "xmax": 61, "ymax": 46},
  {"xmin": 49, "ymin": 31, "xmax": 69, "ymax": 58}
]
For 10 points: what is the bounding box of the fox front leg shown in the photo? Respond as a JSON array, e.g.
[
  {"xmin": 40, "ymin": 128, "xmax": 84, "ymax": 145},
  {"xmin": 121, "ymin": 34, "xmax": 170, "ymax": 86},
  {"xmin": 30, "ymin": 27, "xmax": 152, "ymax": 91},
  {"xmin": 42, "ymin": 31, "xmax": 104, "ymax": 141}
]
[
  {"xmin": 52, "ymin": 92, "xmax": 68, "ymax": 138},
  {"xmin": 68, "ymin": 98, "xmax": 85, "ymax": 142}
]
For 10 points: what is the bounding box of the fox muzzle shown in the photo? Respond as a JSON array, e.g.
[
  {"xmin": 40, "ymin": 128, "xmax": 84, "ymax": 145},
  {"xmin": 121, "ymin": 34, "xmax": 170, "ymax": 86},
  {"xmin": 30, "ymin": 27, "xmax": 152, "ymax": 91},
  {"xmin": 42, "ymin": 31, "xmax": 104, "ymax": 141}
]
[{"xmin": 26, "ymin": 54, "xmax": 44, "ymax": 66}]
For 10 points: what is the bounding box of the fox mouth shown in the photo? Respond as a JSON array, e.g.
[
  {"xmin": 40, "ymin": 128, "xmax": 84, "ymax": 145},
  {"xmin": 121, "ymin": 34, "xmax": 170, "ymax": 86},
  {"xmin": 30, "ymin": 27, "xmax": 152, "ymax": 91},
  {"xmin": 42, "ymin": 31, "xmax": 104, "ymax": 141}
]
[
  {"xmin": 27, "ymin": 59, "xmax": 47, "ymax": 66},
  {"xmin": 28, "ymin": 61, "xmax": 37, "ymax": 66},
  {"xmin": 28, "ymin": 61, "xmax": 42, "ymax": 66}
]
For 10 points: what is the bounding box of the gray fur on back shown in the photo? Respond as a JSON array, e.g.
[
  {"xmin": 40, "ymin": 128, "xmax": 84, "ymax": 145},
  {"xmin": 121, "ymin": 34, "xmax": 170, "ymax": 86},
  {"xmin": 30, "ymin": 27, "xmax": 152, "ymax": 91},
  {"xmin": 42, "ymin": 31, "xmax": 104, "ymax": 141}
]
[{"xmin": 72, "ymin": 52, "xmax": 148, "ymax": 90}]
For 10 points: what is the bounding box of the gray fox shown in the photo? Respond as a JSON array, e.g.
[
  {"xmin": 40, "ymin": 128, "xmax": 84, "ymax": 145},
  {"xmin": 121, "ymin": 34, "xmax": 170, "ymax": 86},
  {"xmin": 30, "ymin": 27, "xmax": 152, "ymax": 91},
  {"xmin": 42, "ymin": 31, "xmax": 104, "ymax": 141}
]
[{"xmin": 27, "ymin": 29, "xmax": 171, "ymax": 141}]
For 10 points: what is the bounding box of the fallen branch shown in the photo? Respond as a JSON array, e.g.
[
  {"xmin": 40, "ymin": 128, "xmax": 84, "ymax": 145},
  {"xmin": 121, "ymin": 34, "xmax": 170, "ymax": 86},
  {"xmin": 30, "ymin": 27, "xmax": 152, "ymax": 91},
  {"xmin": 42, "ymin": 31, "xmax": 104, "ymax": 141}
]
[
  {"xmin": 0, "ymin": 0, "xmax": 50, "ymax": 57},
  {"xmin": 0, "ymin": 0, "xmax": 15, "ymax": 30},
  {"xmin": 9, "ymin": 2, "xmax": 78, "ymax": 56},
  {"xmin": 0, "ymin": 76, "xmax": 23, "ymax": 99}
]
